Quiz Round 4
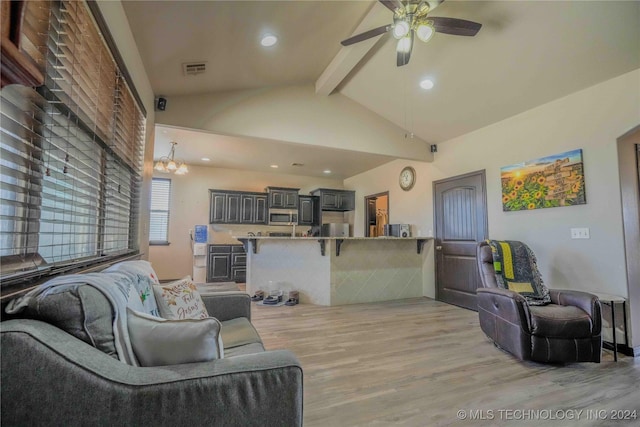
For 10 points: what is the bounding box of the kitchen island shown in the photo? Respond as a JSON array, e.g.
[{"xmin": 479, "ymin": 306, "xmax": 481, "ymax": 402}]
[{"xmin": 236, "ymin": 236, "xmax": 433, "ymax": 306}]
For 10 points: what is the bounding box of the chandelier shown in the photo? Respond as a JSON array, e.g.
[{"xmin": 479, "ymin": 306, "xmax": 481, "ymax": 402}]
[{"xmin": 154, "ymin": 141, "xmax": 188, "ymax": 175}]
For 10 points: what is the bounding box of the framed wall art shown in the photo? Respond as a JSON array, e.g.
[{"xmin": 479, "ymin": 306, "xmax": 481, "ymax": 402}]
[{"xmin": 501, "ymin": 149, "xmax": 586, "ymax": 211}]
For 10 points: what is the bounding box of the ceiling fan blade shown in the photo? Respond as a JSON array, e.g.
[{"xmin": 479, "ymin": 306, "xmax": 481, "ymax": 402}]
[
  {"xmin": 429, "ymin": 16, "xmax": 482, "ymax": 36},
  {"xmin": 378, "ymin": 0, "xmax": 404, "ymax": 13},
  {"xmin": 341, "ymin": 24, "xmax": 391, "ymax": 46},
  {"xmin": 397, "ymin": 50, "xmax": 410, "ymax": 67},
  {"xmin": 396, "ymin": 33, "xmax": 413, "ymax": 67}
]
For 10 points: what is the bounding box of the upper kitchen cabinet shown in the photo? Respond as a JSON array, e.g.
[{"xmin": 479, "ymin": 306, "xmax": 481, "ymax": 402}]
[
  {"xmin": 210, "ymin": 190, "xmax": 267, "ymax": 224},
  {"xmin": 311, "ymin": 189, "xmax": 356, "ymax": 211},
  {"xmin": 240, "ymin": 193, "xmax": 267, "ymax": 224},
  {"xmin": 266, "ymin": 187, "xmax": 299, "ymax": 209},
  {"xmin": 298, "ymin": 195, "xmax": 318, "ymax": 226},
  {"xmin": 209, "ymin": 191, "xmax": 227, "ymax": 223}
]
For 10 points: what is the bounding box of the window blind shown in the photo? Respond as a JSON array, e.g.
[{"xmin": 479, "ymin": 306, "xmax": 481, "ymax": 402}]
[
  {"xmin": 0, "ymin": 0, "xmax": 145, "ymax": 285},
  {"xmin": 149, "ymin": 178, "xmax": 170, "ymax": 244}
]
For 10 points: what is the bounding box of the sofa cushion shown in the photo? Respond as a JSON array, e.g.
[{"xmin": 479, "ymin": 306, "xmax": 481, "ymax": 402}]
[
  {"xmin": 220, "ymin": 317, "xmax": 263, "ymax": 349},
  {"xmin": 153, "ymin": 276, "xmax": 209, "ymax": 320},
  {"xmin": 529, "ymin": 304, "xmax": 592, "ymax": 338},
  {"xmin": 127, "ymin": 308, "xmax": 224, "ymax": 366},
  {"xmin": 22, "ymin": 284, "xmax": 117, "ymax": 358}
]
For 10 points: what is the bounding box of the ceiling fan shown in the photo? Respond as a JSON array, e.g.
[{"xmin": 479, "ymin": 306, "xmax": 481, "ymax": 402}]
[{"xmin": 341, "ymin": 0, "xmax": 482, "ymax": 67}]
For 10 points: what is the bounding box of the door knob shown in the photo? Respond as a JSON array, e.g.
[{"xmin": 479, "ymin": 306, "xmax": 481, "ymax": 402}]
[{"xmin": 436, "ymin": 246, "xmax": 442, "ymax": 250}]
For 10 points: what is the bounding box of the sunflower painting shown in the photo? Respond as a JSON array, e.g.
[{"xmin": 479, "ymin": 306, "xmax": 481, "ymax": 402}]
[{"xmin": 501, "ymin": 149, "xmax": 586, "ymax": 211}]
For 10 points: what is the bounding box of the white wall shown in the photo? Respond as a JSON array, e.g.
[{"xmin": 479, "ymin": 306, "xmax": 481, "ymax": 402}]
[
  {"xmin": 149, "ymin": 165, "xmax": 344, "ymax": 280},
  {"xmin": 347, "ymin": 69, "xmax": 640, "ymax": 302}
]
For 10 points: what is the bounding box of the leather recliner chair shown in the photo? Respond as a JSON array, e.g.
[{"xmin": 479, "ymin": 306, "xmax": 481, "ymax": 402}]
[{"xmin": 476, "ymin": 241, "xmax": 602, "ymax": 363}]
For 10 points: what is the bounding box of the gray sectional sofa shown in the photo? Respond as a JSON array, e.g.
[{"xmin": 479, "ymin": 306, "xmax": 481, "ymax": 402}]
[{"xmin": 1, "ymin": 282, "xmax": 303, "ymax": 426}]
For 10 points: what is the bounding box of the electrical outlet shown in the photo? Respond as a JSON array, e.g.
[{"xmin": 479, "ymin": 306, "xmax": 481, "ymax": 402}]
[{"xmin": 570, "ymin": 227, "xmax": 590, "ymax": 239}]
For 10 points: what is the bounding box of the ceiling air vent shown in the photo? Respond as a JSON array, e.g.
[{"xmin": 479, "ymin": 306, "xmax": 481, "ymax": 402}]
[
  {"xmin": 183, "ymin": 62, "xmax": 207, "ymax": 76},
  {"xmin": 291, "ymin": 163, "xmax": 305, "ymax": 167}
]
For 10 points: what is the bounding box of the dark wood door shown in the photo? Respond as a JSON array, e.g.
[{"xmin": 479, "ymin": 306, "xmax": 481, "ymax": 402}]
[{"xmin": 434, "ymin": 170, "xmax": 488, "ymax": 311}]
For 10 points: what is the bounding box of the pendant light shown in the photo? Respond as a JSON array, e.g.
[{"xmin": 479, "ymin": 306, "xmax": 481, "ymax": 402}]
[{"xmin": 154, "ymin": 141, "xmax": 189, "ymax": 175}]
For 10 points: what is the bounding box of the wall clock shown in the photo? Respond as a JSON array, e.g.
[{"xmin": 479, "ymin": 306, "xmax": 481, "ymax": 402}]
[{"xmin": 399, "ymin": 166, "xmax": 416, "ymax": 191}]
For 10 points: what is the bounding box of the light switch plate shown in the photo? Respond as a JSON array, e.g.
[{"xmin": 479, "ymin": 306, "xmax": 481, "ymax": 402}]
[{"xmin": 570, "ymin": 227, "xmax": 590, "ymax": 239}]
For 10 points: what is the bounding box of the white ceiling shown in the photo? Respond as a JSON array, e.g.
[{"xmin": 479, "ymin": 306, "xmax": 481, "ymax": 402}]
[{"xmin": 122, "ymin": 0, "xmax": 640, "ymax": 178}]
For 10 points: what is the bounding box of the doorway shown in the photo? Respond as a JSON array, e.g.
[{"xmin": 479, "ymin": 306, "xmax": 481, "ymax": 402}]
[
  {"xmin": 364, "ymin": 192, "xmax": 389, "ymax": 237},
  {"xmin": 617, "ymin": 125, "xmax": 640, "ymax": 354},
  {"xmin": 433, "ymin": 170, "xmax": 488, "ymax": 311}
]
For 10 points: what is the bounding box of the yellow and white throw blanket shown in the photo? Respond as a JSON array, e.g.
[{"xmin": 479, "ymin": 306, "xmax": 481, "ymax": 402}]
[{"xmin": 487, "ymin": 240, "xmax": 551, "ymax": 306}]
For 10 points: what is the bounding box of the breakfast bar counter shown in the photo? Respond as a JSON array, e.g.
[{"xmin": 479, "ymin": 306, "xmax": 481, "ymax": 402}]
[{"xmin": 236, "ymin": 236, "xmax": 433, "ymax": 306}]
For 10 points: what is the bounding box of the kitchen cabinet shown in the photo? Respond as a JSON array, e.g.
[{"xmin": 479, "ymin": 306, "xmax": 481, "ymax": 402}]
[
  {"xmin": 298, "ymin": 195, "xmax": 318, "ymax": 226},
  {"xmin": 209, "ymin": 191, "xmax": 227, "ymax": 223},
  {"xmin": 207, "ymin": 245, "xmax": 246, "ymax": 282},
  {"xmin": 210, "ymin": 190, "xmax": 267, "ymax": 224},
  {"xmin": 266, "ymin": 187, "xmax": 299, "ymax": 209},
  {"xmin": 207, "ymin": 245, "xmax": 231, "ymax": 282},
  {"xmin": 255, "ymin": 195, "xmax": 267, "ymax": 223},
  {"xmin": 311, "ymin": 189, "xmax": 355, "ymax": 211},
  {"xmin": 226, "ymin": 193, "xmax": 241, "ymax": 223},
  {"xmin": 240, "ymin": 194, "xmax": 268, "ymax": 224},
  {"xmin": 231, "ymin": 246, "xmax": 247, "ymax": 282}
]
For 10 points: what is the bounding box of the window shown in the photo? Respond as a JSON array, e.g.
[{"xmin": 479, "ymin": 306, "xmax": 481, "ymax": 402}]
[
  {"xmin": 149, "ymin": 178, "xmax": 171, "ymax": 245},
  {"xmin": 0, "ymin": 0, "xmax": 145, "ymax": 287}
]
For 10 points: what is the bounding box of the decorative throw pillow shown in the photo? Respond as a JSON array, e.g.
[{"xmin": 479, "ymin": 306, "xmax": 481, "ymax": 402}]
[
  {"xmin": 153, "ymin": 276, "xmax": 209, "ymax": 320},
  {"xmin": 126, "ymin": 308, "xmax": 224, "ymax": 366},
  {"xmin": 106, "ymin": 261, "xmax": 161, "ymax": 317}
]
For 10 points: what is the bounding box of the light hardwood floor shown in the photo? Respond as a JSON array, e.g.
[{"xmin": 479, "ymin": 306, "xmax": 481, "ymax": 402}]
[{"xmin": 250, "ymin": 297, "xmax": 640, "ymax": 427}]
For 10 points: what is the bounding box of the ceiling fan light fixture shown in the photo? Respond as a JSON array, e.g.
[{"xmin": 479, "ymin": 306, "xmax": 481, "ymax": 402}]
[
  {"xmin": 397, "ymin": 35, "xmax": 412, "ymax": 53},
  {"xmin": 260, "ymin": 33, "xmax": 278, "ymax": 47},
  {"xmin": 392, "ymin": 19, "xmax": 410, "ymax": 39},
  {"xmin": 416, "ymin": 22, "xmax": 435, "ymax": 43}
]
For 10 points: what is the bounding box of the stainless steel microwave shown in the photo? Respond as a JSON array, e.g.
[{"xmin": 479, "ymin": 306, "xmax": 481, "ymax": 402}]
[
  {"xmin": 268, "ymin": 209, "xmax": 298, "ymax": 225},
  {"xmin": 383, "ymin": 224, "xmax": 411, "ymax": 237}
]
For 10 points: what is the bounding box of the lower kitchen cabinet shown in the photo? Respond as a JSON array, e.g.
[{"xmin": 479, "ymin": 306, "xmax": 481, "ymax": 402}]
[
  {"xmin": 207, "ymin": 244, "xmax": 246, "ymax": 282},
  {"xmin": 231, "ymin": 246, "xmax": 246, "ymax": 282}
]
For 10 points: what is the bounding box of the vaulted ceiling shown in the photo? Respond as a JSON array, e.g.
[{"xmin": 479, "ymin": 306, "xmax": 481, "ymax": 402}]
[{"xmin": 122, "ymin": 0, "xmax": 640, "ymax": 178}]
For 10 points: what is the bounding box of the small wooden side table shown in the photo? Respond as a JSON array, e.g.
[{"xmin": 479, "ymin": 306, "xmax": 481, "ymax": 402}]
[{"xmin": 590, "ymin": 292, "xmax": 628, "ymax": 362}]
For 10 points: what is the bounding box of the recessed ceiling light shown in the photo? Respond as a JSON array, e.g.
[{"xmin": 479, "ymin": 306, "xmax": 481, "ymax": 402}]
[
  {"xmin": 201, "ymin": 157, "xmax": 210, "ymax": 161},
  {"xmin": 419, "ymin": 79, "xmax": 434, "ymax": 90},
  {"xmin": 270, "ymin": 164, "xmax": 279, "ymax": 168},
  {"xmin": 261, "ymin": 34, "xmax": 278, "ymax": 47},
  {"xmin": 323, "ymin": 170, "xmax": 332, "ymax": 174}
]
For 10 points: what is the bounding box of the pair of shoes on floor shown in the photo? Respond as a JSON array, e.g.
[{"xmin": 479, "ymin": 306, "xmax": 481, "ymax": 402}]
[
  {"xmin": 250, "ymin": 290, "xmax": 264, "ymax": 302},
  {"xmin": 285, "ymin": 291, "xmax": 299, "ymax": 306},
  {"xmin": 263, "ymin": 290, "xmax": 283, "ymax": 305}
]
